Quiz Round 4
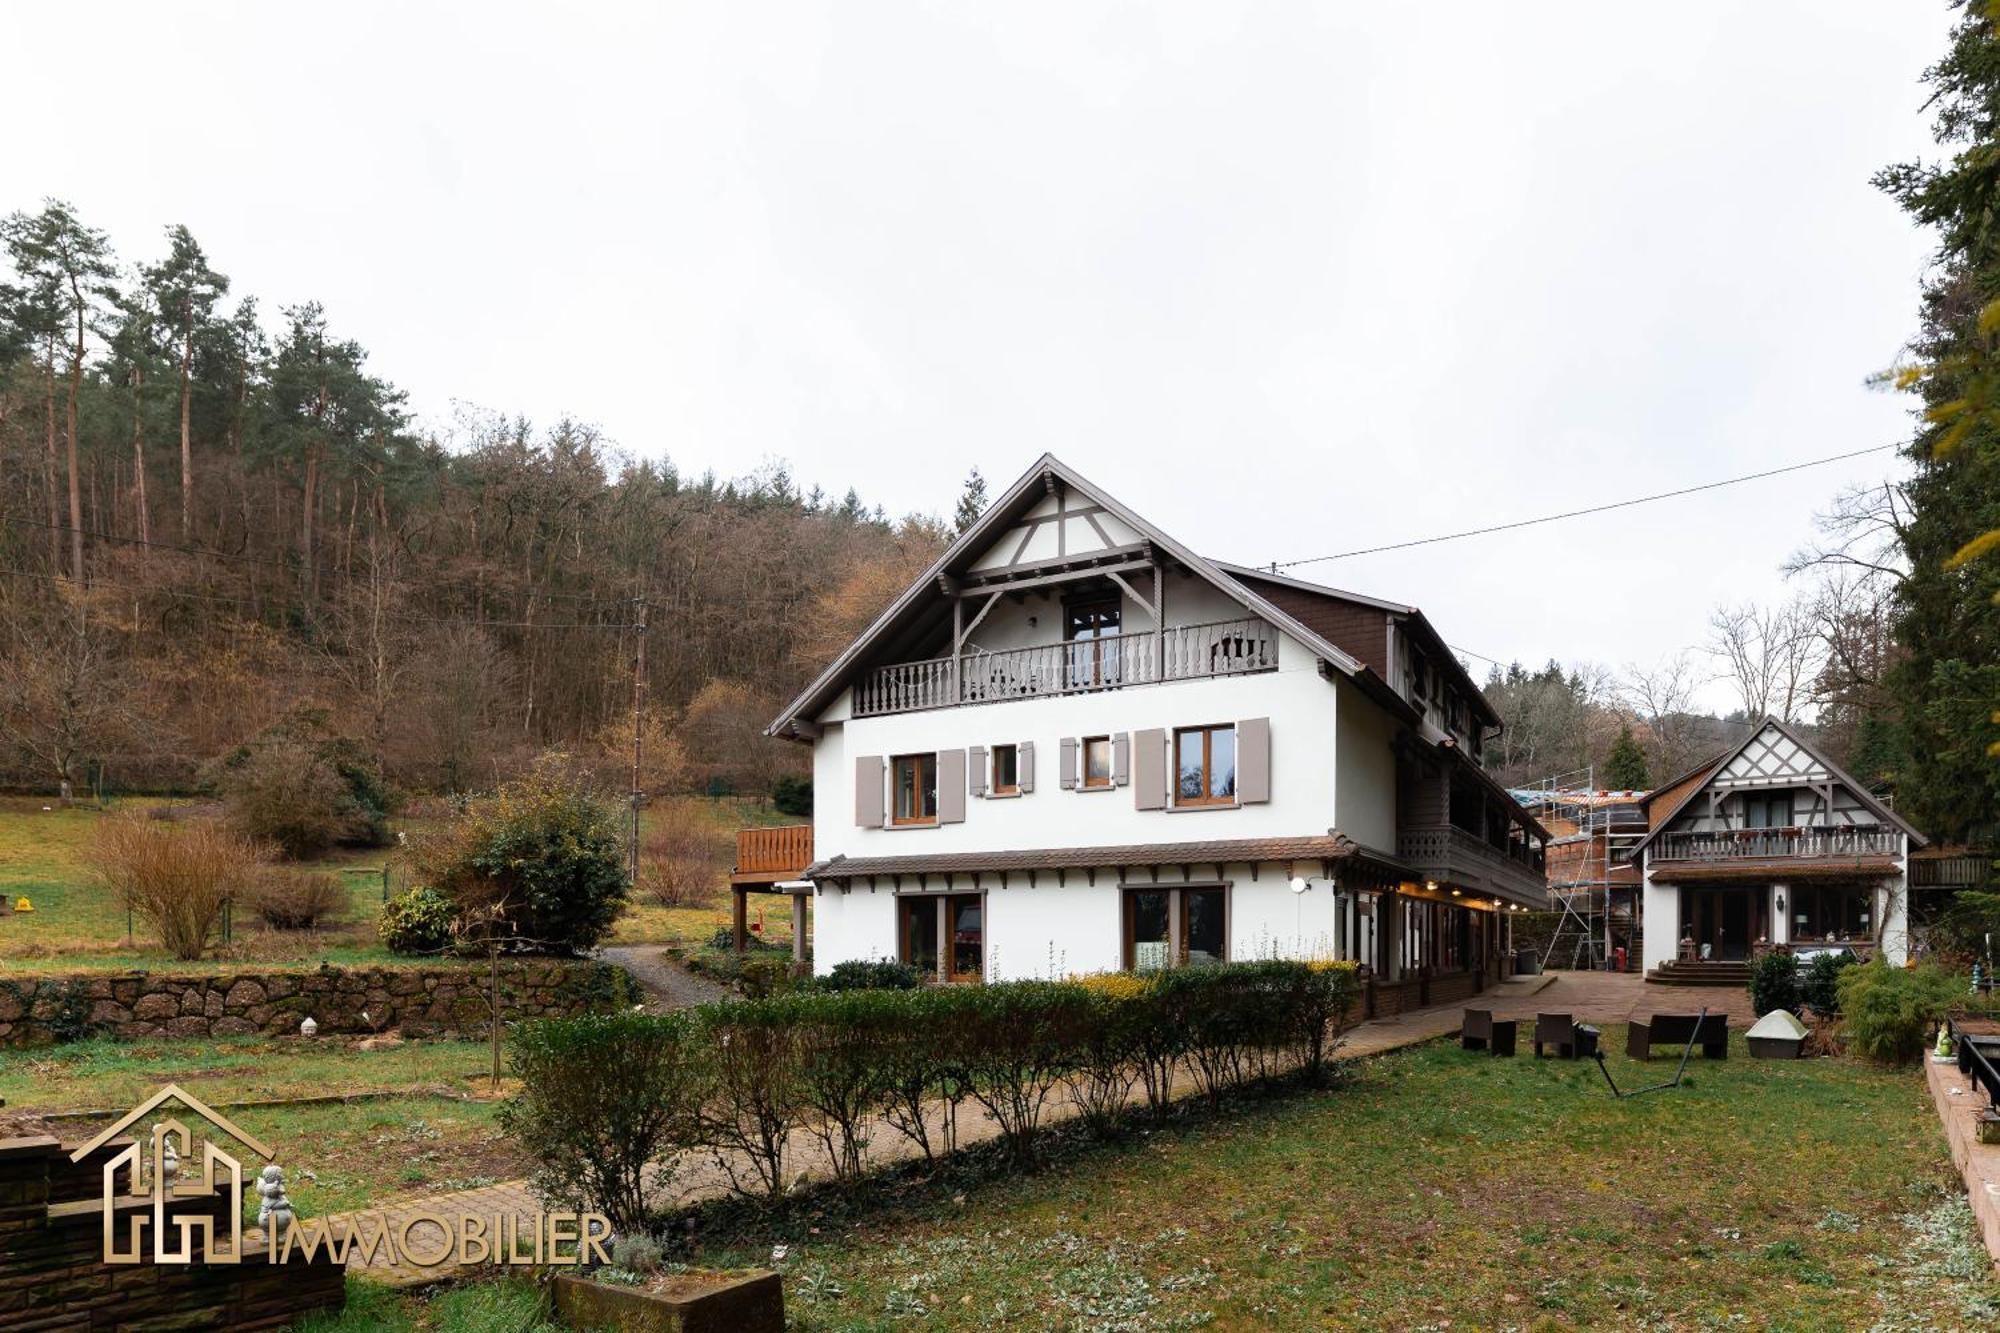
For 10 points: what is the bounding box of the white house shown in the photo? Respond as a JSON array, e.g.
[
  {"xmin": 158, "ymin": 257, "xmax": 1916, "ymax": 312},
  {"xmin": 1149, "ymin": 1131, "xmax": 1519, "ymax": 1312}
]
[
  {"xmin": 1627, "ymin": 717, "xmax": 1927, "ymax": 977},
  {"xmin": 741, "ymin": 455, "xmax": 1549, "ymax": 1009}
]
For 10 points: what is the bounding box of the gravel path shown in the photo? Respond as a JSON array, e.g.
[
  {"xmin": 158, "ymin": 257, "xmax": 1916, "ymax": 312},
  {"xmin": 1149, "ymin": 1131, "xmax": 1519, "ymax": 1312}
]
[{"xmin": 596, "ymin": 944, "xmax": 734, "ymax": 1011}]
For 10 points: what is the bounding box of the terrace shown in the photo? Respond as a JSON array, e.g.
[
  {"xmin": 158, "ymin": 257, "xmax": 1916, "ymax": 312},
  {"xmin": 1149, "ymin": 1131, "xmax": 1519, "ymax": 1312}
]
[
  {"xmin": 852, "ymin": 616, "xmax": 1278, "ymax": 717},
  {"xmin": 1652, "ymin": 824, "xmax": 1901, "ymax": 864}
]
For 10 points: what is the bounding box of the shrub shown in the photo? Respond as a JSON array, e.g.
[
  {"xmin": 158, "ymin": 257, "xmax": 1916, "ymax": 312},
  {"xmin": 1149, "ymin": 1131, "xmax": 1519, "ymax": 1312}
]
[
  {"xmin": 203, "ymin": 717, "xmax": 395, "ymax": 859},
  {"xmin": 955, "ymin": 981, "xmax": 1092, "ymax": 1164},
  {"xmin": 772, "ymin": 775, "xmax": 813, "ymax": 817},
  {"xmin": 1748, "ymin": 951, "xmax": 1802, "ymax": 1016},
  {"xmin": 695, "ymin": 998, "xmax": 808, "ymax": 1199},
  {"xmin": 503, "ymin": 1011, "xmax": 708, "ymax": 1231},
  {"xmin": 789, "ymin": 990, "xmax": 900, "ymax": 1180},
  {"xmin": 1800, "ymin": 950, "xmax": 1859, "ymax": 1018},
  {"xmin": 246, "ymin": 869, "xmax": 345, "ymax": 931},
  {"xmin": 378, "ymin": 886, "xmax": 457, "ymax": 955},
  {"xmin": 1931, "ymin": 890, "xmax": 2000, "ymax": 970},
  {"xmin": 874, "ymin": 987, "xmax": 972, "ymax": 1165},
  {"xmin": 416, "ymin": 758, "xmax": 630, "ymax": 954},
  {"xmin": 1838, "ymin": 961, "xmax": 1966, "ymax": 1063},
  {"xmin": 638, "ymin": 813, "xmax": 727, "ymax": 909},
  {"xmin": 810, "ymin": 959, "xmax": 922, "ymax": 992},
  {"xmin": 90, "ymin": 816, "xmax": 262, "ymax": 961}
]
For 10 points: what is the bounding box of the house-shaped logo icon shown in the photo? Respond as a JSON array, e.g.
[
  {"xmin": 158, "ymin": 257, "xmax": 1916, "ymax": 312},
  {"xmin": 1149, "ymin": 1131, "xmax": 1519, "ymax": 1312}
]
[{"xmin": 68, "ymin": 1083, "xmax": 276, "ymax": 1265}]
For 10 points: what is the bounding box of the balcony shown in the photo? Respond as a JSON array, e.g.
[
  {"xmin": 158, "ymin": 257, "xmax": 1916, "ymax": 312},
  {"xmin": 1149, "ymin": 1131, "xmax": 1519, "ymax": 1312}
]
[
  {"xmin": 852, "ymin": 617, "xmax": 1278, "ymax": 718},
  {"xmin": 1652, "ymin": 825, "xmax": 1901, "ymax": 864},
  {"xmin": 1397, "ymin": 825, "xmax": 1549, "ymax": 907},
  {"xmin": 732, "ymin": 825, "xmax": 813, "ymax": 885}
]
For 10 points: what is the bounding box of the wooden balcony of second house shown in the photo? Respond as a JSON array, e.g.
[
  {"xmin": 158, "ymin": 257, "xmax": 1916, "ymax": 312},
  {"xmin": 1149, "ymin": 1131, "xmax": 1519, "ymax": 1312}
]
[
  {"xmin": 1649, "ymin": 824, "xmax": 1902, "ymax": 881},
  {"xmin": 732, "ymin": 825, "xmax": 813, "ymax": 887},
  {"xmin": 852, "ymin": 617, "xmax": 1279, "ymax": 718}
]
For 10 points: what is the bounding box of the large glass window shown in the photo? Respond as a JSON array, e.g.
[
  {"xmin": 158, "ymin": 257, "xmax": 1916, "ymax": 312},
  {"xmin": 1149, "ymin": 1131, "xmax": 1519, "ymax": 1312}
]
[
  {"xmin": 899, "ymin": 894, "xmax": 984, "ymax": 981},
  {"xmin": 1082, "ymin": 735, "xmax": 1113, "ymax": 789},
  {"xmin": 1123, "ymin": 886, "xmax": 1228, "ymax": 970},
  {"xmin": 1792, "ymin": 885, "xmax": 1870, "ymax": 941},
  {"xmin": 892, "ymin": 753, "xmax": 937, "ymax": 825},
  {"xmin": 1743, "ymin": 792, "xmax": 1793, "ymax": 828},
  {"xmin": 1175, "ymin": 725, "xmax": 1236, "ymax": 806},
  {"xmin": 1065, "ymin": 598, "xmax": 1123, "ymax": 688}
]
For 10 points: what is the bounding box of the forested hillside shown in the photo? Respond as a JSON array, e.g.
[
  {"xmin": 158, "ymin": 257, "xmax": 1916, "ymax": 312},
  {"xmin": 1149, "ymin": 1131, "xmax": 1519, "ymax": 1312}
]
[{"xmin": 0, "ymin": 202, "xmax": 947, "ymax": 798}]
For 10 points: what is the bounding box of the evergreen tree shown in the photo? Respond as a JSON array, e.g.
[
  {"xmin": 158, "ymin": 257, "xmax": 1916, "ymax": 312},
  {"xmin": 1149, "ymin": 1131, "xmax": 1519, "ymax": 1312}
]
[
  {"xmin": 1875, "ymin": 0, "xmax": 2000, "ymax": 842},
  {"xmin": 143, "ymin": 225, "xmax": 228, "ymax": 540},
  {"xmin": 1603, "ymin": 724, "xmax": 1651, "ymax": 790},
  {"xmin": 953, "ymin": 467, "xmax": 988, "ymax": 534}
]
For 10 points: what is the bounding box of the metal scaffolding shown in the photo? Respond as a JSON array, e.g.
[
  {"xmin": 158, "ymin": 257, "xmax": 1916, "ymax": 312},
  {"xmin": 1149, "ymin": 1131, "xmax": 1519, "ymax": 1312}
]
[{"xmin": 1524, "ymin": 768, "xmax": 1649, "ymax": 972}]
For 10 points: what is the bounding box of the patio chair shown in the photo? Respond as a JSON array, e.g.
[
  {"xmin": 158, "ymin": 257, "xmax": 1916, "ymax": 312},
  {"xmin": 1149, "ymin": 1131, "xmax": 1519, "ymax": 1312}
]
[
  {"xmin": 1461, "ymin": 1008, "xmax": 1495, "ymax": 1051},
  {"xmin": 1535, "ymin": 1012, "xmax": 1579, "ymax": 1059}
]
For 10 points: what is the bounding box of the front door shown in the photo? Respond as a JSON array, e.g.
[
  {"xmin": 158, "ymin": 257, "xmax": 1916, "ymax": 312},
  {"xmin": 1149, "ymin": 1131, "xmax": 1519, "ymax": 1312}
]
[{"xmin": 1683, "ymin": 890, "xmax": 1753, "ymax": 961}]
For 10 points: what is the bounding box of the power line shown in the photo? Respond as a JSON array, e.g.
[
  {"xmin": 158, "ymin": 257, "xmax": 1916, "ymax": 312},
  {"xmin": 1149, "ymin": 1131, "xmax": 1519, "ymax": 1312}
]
[{"xmin": 1271, "ymin": 445, "xmax": 1898, "ymax": 569}]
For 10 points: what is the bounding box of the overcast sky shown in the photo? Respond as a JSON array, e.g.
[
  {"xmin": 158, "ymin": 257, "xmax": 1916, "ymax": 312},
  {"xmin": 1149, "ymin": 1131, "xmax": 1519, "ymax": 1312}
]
[{"xmin": 12, "ymin": 3, "xmax": 1949, "ymax": 708}]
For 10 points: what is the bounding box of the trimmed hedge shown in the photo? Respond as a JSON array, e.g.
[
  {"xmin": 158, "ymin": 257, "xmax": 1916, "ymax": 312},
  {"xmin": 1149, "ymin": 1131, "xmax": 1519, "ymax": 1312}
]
[{"xmin": 512, "ymin": 960, "xmax": 1361, "ymax": 1217}]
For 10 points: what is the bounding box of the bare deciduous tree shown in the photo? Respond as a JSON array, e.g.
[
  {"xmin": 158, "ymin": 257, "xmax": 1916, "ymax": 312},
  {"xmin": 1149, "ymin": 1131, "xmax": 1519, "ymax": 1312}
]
[{"xmin": 1706, "ymin": 597, "xmax": 1824, "ymax": 723}]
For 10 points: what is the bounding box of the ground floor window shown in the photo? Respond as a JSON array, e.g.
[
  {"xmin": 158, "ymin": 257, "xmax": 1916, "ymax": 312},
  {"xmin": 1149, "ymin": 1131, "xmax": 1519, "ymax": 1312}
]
[
  {"xmin": 898, "ymin": 893, "xmax": 984, "ymax": 981},
  {"xmin": 1122, "ymin": 885, "xmax": 1229, "ymax": 971},
  {"xmin": 1391, "ymin": 894, "xmax": 1486, "ymax": 975},
  {"xmin": 1791, "ymin": 884, "xmax": 1870, "ymax": 942}
]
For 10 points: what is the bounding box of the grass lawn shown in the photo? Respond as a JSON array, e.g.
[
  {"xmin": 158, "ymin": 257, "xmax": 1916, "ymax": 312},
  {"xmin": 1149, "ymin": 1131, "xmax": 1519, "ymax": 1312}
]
[
  {"xmin": 0, "ymin": 793, "xmax": 802, "ymax": 971},
  {"xmin": 296, "ymin": 1276, "xmax": 560, "ymax": 1332},
  {"xmin": 675, "ymin": 1032, "xmax": 2000, "ymax": 1331}
]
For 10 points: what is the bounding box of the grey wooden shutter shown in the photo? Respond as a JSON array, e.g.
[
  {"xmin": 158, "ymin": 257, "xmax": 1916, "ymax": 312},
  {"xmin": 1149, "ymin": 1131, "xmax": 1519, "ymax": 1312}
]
[
  {"xmin": 1113, "ymin": 733, "xmax": 1131, "ymax": 786},
  {"xmin": 855, "ymin": 755, "xmax": 885, "ymax": 827},
  {"xmin": 1018, "ymin": 740, "xmax": 1036, "ymax": 793},
  {"xmin": 938, "ymin": 749, "xmax": 967, "ymax": 823},
  {"xmin": 968, "ymin": 745, "xmax": 987, "ymax": 798},
  {"xmin": 1134, "ymin": 728, "xmax": 1166, "ymax": 810},
  {"xmin": 1237, "ymin": 717, "xmax": 1271, "ymax": 804},
  {"xmin": 1059, "ymin": 736, "xmax": 1078, "ymax": 790}
]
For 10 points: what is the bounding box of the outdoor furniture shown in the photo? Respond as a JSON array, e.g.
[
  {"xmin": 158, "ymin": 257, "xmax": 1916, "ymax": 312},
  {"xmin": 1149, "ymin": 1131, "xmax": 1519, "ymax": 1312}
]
[
  {"xmin": 1461, "ymin": 1008, "xmax": 1494, "ymax": 1051},
  {"xmin": 1574, "ymin": 1023, "xmax": 1601, "ymax": 1058},
  {"xmin": 1489, "ymin": 1018, "xmax": 1518, "ymax": 1057},
  {"xmin": 1628, "ymin": 1013, "xmax": 1729, "ymax": 1061},
  {"xmin": 1535, "ymin": 1012, "xmax": 1579, "ymax": 1059}
]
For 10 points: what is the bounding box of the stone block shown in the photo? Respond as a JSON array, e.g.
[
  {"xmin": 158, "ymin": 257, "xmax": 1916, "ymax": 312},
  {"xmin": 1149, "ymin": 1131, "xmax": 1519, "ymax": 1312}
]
[
  {"xmin": 132, "ymin": 993, "xmax": 178, "ymax": 1023},
  {"xmin": 211, "ymin": 1018, "xmax": 256, "ymax": 1037},
  {"xmin": 87, "ymin": 1002, "xmax": 132, "ymax": 1026}
]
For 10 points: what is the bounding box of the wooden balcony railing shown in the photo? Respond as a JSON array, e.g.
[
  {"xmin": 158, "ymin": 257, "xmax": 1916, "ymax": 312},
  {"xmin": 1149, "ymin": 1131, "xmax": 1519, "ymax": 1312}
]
[
  {"xmin": 1400, "ymin": 825, "xmax": 1548, "ymax": 876},
  {"xmin": 1652, "ymin": 825, "xmax": 1901, "ymax": 863},
  {"xmin": 733, "ymin": 825, "xmax": 813, "ymax": 882},
  {"xmin": 852, "ymin": 617, "xmax": 1278, "ymax": 717},
  {"xmin": 1910, "ymin": 850, "xmax": 1995, "ymax": 889}
]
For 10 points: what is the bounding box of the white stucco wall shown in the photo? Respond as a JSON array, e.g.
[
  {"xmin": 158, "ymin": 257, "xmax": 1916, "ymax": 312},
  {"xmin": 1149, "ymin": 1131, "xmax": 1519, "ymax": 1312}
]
[
  {"xmin": 814, "ymin": 633, "xmax": 1341, "ymax": 864},
  {"xmin": 1333, "ymin": 675, "xmax": 1397, "ymax": 852},
  {"xmin": 812, "ymin": 862, "xmax": 1354, "ymax": 980},
  {"xmin": 1640, "ymin": 865, "xmax": 1678, "ymax": 974}
]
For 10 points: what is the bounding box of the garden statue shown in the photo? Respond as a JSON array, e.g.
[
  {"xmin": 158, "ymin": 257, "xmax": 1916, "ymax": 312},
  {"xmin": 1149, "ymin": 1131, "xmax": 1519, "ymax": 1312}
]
[
  {"xmin": 257, "ymin": 1164, "xmax": 295, "ymax": 1243},
  {"xmin": 157, "ymin": 1132, "xmax": 178, "ymax": 1190},
  {"xmin": 1937, "ymin": 1023, "xmax": 1955, "ymax": 1061},
  {"xmin": 299, "ymin": 1016, "xmax": 318, "ymax": 1038}
]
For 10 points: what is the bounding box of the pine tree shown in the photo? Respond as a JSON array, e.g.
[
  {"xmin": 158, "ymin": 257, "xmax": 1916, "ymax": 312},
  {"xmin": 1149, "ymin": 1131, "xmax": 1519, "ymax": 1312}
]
[
  {"xmin": 1875, "ymin": 1, "xmax": 2000, "ymax": 842},
  {"xmin": 1603, "ymin": 724, "xmax": 1651, "ymax": 791},
  {"xmin": 953, "ymin": 467, "xmax": 988, "ymax": 534},
  {"xmin": 144, "ymin": 225, "xmax": 228, "ymax": 540}
]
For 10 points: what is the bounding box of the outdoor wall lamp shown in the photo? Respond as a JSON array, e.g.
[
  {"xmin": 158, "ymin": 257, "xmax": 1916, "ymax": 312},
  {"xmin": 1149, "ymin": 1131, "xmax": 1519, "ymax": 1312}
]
[{"xmin": 1775, "ymin": 890, "xmax": 1786, "ymax": 915}]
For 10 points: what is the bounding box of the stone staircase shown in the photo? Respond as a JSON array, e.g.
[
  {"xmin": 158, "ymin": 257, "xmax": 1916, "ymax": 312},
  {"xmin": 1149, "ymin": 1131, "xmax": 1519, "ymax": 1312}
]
[{"xmin": 1644, "ymin": 959, "xmax": 1752, "ymax": 987}]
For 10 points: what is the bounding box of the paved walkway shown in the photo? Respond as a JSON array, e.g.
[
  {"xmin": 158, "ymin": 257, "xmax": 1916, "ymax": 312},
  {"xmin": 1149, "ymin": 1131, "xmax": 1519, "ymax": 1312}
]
[{"xmin": 331, "ymin": 968, "xmax": 1747, "ymax": 1285}]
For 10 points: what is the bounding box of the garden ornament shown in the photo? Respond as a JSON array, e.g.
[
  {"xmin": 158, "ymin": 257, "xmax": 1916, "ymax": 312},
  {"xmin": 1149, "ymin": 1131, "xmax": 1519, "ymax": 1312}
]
[
  {"xmin": 12, "ymin": 897, "xmax": 31, "ymax": 913},
  {"xmin": 257, "ymin": 1164, "xmax": 295, "ymax": 1243},
  {"xmin": 1938, "ymin": 1023, "xmax": 1954, "ymax": 1060},
  {"xmin": 299, "ymin": 1016, "xmax": 318, "ymax": 1038}
]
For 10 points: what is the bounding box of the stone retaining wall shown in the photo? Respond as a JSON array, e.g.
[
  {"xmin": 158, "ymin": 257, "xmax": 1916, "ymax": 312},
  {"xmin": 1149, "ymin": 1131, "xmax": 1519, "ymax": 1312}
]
[{"xmin": 0, "ymin": 960, "xmax": 631, "ymax": 1048}]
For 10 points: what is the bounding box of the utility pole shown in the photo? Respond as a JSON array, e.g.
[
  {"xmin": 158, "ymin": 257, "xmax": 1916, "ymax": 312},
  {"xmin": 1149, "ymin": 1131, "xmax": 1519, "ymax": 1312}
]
[{"xmin": 630, "ymin": 595, "xmax": 648, "ymax": 888}]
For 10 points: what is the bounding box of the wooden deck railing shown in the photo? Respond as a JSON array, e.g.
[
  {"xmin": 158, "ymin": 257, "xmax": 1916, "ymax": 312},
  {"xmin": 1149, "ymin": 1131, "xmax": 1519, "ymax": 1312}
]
[
  {"xmin": 734, "ymin": 825, "xmax": 813, "ymax": 879},
  {"xmin": 853, "ymin": 617, "xmax": 1278, "ymax": 717},
  {"xmin": 1652, "ymin": 825, "xmax": 1900, "ymax": 863},
  {"xmin": 1911, "ymin": 850, "xmax": 1995, "ymax": 889}
]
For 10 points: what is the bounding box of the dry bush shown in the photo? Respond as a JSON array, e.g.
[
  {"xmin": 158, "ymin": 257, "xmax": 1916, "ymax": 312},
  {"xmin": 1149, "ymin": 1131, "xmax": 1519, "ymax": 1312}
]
[
  {"xmin": 246, "ymin": 868, "xmax": 345, "ymax": 931},
  {"xmin": 640, "ymin": 811, "xmax": 729, "ymax": 909},
  {"xmin": 91, "ymin": 817, "xmax": 263, "ymax": 960}
]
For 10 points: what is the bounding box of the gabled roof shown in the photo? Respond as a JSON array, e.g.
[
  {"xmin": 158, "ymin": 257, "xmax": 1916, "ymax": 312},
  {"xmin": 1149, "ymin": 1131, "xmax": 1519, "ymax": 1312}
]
[
  {"xmin": 767, "ymin": 454, "xmax": 1419, "ymax": 737},
  {"xmin": 1625, "ymin": 715, "xmax": 1927, "ymax": 858},
  {"xmin": 1216, "ymin": 562, "xmax": 1500, "ymax": 729}
]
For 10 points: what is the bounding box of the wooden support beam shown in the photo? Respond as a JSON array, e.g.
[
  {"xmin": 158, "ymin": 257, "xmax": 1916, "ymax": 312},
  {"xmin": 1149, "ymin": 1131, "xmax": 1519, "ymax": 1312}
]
[
  {"xmin": 732, "ymin": 885, "xmax": 748, "ymax": 954},
  {"xmin": 792, "ymin": 892, "xmax": 808, "ymax": 965}
]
